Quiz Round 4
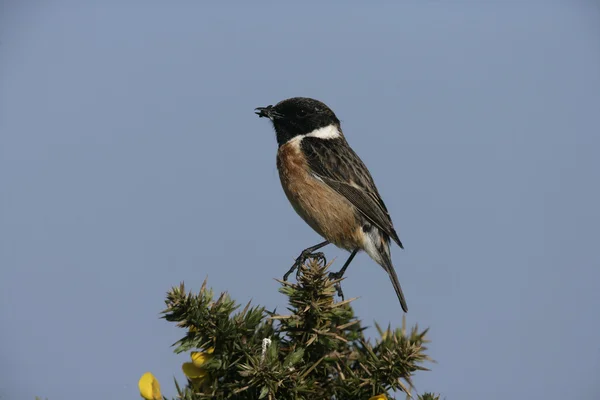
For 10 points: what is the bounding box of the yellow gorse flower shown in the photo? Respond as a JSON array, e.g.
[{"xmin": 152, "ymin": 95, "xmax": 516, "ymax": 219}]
[
  {"xmin": 182, "ymin": 362, "xmax": 209, "ymax": 379},
  {"xmin": 191, "ymin": 347, "xmax": 214, "ymax": 368},
  {"xmin": 368, "ymin": 395, "xmax": 387, "ymax": 400},
  {"xmin": 138, "ymin": 372, "xmax": 161, "ymax": 400},
  {"xmin": 183, "ymin": 348, "xmax": 214, "ymax": 387}
]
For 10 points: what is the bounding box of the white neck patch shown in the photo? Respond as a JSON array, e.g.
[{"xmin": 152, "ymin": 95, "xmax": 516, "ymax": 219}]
[
  {"xmin": 285, "ymin": 124, "xmax": 341, "ymax": 148},
  {"xmin": 306, "ymin": 124, "xmax": 341, "ymax": 139}
]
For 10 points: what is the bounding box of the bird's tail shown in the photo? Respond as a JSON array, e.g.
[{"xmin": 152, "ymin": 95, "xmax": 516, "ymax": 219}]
[
  {"xmin": 381, "ymin": 250, "xmax": 409, "ymax": 313},
  {"xmin": 364, "ymin": 229, "xmax": 409, "ymax": 312}
]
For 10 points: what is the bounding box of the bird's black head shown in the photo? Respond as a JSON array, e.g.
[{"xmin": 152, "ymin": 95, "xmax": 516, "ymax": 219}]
[{"xmin": 255, "ymin": 97, "xmax": 341, "ymax": 146}]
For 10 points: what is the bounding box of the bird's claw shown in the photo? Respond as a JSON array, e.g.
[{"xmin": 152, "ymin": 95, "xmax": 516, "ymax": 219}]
[
  {"xmin": 328, "ymin": 271, "xmax": 345, "ymax": 300},
  {"xmin": 283, "ymin": 251, "xmax": 327, "ymax": 281},
  {"xmin": 307, "ymin": 251, "xmax": 326, "ymax": 266}
]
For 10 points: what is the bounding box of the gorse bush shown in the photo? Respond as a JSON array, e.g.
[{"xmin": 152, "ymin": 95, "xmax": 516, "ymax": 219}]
[{"xmin": 139, "ymin": 260, "xmax": 439, "ymax": 400}]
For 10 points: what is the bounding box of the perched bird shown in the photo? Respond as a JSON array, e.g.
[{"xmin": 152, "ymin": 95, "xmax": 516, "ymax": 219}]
[{"xmin": 255, "ymin": 97, "xmax": 408, "ymax": 312}]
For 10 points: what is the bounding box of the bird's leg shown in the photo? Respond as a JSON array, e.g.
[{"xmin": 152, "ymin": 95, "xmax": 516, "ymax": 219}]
[
  {"xmin": 283, "ymin": 240, "xmax": 330, "ymax": 281},
  {"xmin": 328, "ymin": 249, "xmax": 359, "ymax": 299}
]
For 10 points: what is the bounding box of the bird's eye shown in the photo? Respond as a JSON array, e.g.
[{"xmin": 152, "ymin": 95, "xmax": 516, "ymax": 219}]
[{"xmin": 296, "ymin": 109, "xmax": 307, "ymax": 117}]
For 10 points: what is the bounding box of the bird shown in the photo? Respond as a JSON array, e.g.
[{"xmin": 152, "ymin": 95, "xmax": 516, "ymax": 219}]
[{"xmin": 255, "ymin": 97, "xmax": 408, "ymax": 312}]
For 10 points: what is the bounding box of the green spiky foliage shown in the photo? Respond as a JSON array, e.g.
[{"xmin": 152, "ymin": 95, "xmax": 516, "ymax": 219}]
[{"xmin": 161, "ymin": 260, "xmax": 437, "ymax": 400}]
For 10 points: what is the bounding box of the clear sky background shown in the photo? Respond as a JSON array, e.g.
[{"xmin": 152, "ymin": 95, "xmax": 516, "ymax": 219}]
[{"xmin": 1, "ymin": 2, "xmax": 599, "ymax": 399}]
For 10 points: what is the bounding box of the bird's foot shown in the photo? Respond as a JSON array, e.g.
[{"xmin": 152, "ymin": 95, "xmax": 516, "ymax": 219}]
[
  {"xmin": 328, "ymin": 271, "xmax": 345, "ymax": 300},
  {"xmin": 283, "ymin": 250, "xmax": 327, "ymax": 281}
]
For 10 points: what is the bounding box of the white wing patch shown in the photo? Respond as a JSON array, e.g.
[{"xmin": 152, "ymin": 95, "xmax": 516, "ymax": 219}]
[{"xmin": 310, "ymin": 173, "xmax": 325, "ymax": 183}]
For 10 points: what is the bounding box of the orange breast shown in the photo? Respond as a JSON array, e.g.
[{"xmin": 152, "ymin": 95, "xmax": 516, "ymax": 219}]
[{"xmin": 276, "ymin": 140, "xmax": 363, "ymax": 250}]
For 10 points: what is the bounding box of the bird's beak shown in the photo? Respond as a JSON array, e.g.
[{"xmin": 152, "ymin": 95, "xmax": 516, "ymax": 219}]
[{"xmin": 255, "ymin": 105, "xmax": 283, "ymax": 120}]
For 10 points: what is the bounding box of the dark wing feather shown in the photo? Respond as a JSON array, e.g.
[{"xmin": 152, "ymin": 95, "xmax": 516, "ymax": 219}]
[{"xmin": 301, "ymin": 136, "xmax": 403, "ymax": 248}]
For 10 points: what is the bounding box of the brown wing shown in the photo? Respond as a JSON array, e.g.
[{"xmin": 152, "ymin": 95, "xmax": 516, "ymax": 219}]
[{"xmin": 301, "ymin": 136, "xmax": 403, "ymax": 248}]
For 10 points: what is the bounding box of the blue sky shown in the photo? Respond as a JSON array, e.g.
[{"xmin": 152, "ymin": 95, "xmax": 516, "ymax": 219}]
[{"xmin": 1, "ymin": 2, "xmax": 599, "ymax": 399}]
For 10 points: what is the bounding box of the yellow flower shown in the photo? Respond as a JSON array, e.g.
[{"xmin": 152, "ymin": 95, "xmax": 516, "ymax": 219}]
[
  {"xmin": 369, "ymin": 395, "xmax": 387, "ymax": 400},
  {"xmin": 182, "ymin": 362, "xmax": 209, "ymax": 386},
  {"xmin": 182, "ymin": 362, "xmax": 208, "ymax": 379},
  {"xmin": 182, "ymin": 349, "xmax": 214, "ymax": 389},
  {"xmin": 191, "ymin": 348, "xmax": 214, "ymax": 368},
  {"xmin": 138, "ymin": 372, "xmax": 161, "ymax": 400}
]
